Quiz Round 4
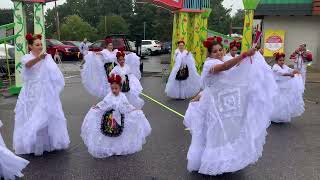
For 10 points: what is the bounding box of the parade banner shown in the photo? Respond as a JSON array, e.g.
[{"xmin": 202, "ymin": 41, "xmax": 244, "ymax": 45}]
[{"xmin": 264, "ymin": 29, "xmax": 285, "ymax": 57}]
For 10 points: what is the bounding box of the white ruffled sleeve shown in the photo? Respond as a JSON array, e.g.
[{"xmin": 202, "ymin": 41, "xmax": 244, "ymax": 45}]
[{"xmin": 118, "ymin": 94, "xmax": 136, "ymax": 114}]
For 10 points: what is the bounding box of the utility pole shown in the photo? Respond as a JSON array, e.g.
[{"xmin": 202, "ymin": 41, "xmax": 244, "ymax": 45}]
[
  {"xmin": 55, "ymin": 1, "xmax": 60, "ymax": 40},
  {"xmin": 104, "ymin": 16, "xmax": 107, "ymax": 34},
  {"xmin": 143, "ymin": 22, "xmax": 146, "ymax": 40}
]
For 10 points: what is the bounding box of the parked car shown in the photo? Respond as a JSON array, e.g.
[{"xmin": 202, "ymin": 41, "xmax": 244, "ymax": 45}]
[
  {"xmin": 0, "ymin": 44, "xmax": 15, "ymax": 75},
  {"xmin": 141, "ymin": 40, "xmax": 162, "ymax": 55},
  {"xmin": 62, "ymin": 41, "xmax": 82, "ymax": 47},
  {"xmin": 46, "ymin": 39, "xmax": 80, "ymax": 61},
  {"xmin": 162, "ymin": 42, "xmax": 172, "ymax": 54},
  {"xmin": 128, "ymin": 41, "xmax": 148, "ymax": 57}
]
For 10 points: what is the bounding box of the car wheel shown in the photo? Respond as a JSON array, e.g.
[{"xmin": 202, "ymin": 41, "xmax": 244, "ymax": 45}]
[{"xmin": 147, "ymin": 49, "xmax": 152, "ymax": 56}]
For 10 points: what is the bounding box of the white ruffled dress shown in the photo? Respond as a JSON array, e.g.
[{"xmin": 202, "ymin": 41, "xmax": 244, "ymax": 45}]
[
  {"xmin": 165, "ymin": 49, "xmax": 201, "ymax": 99},
  {"xmin": 183, "ymin": 52, "xmax": 278, "ymax": 175},
  {"xmin": 110, "ymin": 64, "xmax": 144, "ymax": 109},
  {"xmin": 271, "ymin": 64, "xmax": 305, "ymax": 123},
  {"xmin": 14, "ymin": 53, "xmax": 70, "ymax": 156},
  {"xmin": 0, "ymin": 121, "xmax": 29, "ymax": 180},
  {"xmin": 81, "ymin": 51, "xmax": 111, "ymax": 98},
  {"xmin": 125, "ymin": 53, "xmax": 142, "ymax": 80},
  {"xmin": 81, "ymin": 92, "xmax": 151, "ymax": 158}
]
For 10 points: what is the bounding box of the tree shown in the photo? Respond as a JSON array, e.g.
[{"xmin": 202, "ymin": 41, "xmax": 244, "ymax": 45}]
[
  {"xmin": 207, "ymin": 0, "xmax": 232, "ymax": 34},
  {"xmin": 97, "ymin": 16, "xmax": 129, "ymax": 36},
  {"xmin": 231, "ymin": 9, "xmax": 245, "ymax": 34},
  {"xmin": 60, "ymin": 15, "xmax": 98, "ymax": 41}
]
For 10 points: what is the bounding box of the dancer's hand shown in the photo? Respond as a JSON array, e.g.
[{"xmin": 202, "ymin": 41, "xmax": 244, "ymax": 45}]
[
  {"xmin": 38, "ymin": 52, "xmax": 46, "ymax": 60},
  {"xmin": 292, "ymin": 70, "xmax": 299, "ymax": 74},
  {"xmin": 247, "ymin": 48, "xmax": 256, "ymax": 57},
  {"xmin": 191, "ymin": 94, "xmax": 201, "ymax": 102}
]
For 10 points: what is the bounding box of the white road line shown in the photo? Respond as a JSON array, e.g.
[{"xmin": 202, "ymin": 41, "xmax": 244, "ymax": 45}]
[{"xmin": 64, "ymin": 75, "xmax": 79, "ymax": 79}]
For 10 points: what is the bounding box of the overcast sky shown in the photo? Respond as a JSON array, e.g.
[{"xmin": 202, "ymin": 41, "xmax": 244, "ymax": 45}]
[{"xmin": 0, "ymin": 0, "xmax": 243, "ymax": 15}]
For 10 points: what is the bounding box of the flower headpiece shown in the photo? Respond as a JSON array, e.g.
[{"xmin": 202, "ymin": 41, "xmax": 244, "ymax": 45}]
[
  {"xmin": 203, "ymin": 36, "xmax": 223, "ymax": 48},
  {"xmin": 116, "ymin": 51, "xmax": 125, "ymax": 58},
  {"xmin": 25, "ymin": 33, "xmax": 42, "ymax": 41},
  {"xmin": 105, "ymin": 37, "xmax": 113, "ymax": 45},
  {"xmin": 108, "ymin": 74, "xmax": 122, "ymax": 85},
  {"xmin": 229, "ymin": 40, "xmax": 241, "ymax": 49}
]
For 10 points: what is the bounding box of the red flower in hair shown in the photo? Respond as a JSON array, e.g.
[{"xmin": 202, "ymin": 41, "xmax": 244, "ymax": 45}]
[
  {"xmin": 116, "ymin": 51, "xmax": 125, "ymax": 58},
  {"xmin": 35, "ymin": 34, "xmax": 42, "ymax": 40},
  {"xmin": 108, "ymin": 74, "xmax": 122, "ymax": 84},
  {"xmin": 229, "ymin": 40, "xmax": 241, "ymax": 49},
  {"xmin": 25, "ymin": 33, "xmax": 33, "ymax": 41},
  {"xmin": 105, "ymin": 38, "xmax": 112, "ymax": 44},
  {"xmin": 203, "ymin": 36, "xmax": 222, "ymax": 48}
]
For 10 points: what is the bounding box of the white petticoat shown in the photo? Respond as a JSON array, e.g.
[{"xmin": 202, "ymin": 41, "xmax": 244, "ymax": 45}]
[
  {"xmin": 271, "ymin": 75, "xmax": 305, "ymax": 123},
  {"xmin": 125, "ymin": 53, "xmax": 141, "ymax": 80},
  {"xmin": 165, "ymin": 53, "xmax": 201, "ymax": 99},
  {"xmin": 184, "ymin": 52, "xmax": 277, "ymax": 175},
  {"xmin": 81, "ymin": 108, "xmax": 151, "ymax": 158},
  {"xmin": 0, "ymin": 121, "xmax": 29, "ymax": 180},
  {"xmin": 14, "ymin": 54, "xmax": 70, "ymax": 156},
  {"xmin": 81, "ymin": 52, "xmax": 110, "ymax": 98},
  {"xmin": 125, "ymin": 74, "xmax": 144, "ymax": 109}
]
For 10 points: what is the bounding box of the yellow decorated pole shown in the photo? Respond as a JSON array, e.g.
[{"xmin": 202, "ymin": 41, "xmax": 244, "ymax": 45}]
[
  {"xmin": 170, "ymin": 8, "xmax": 211, "ymax": 72},
  {"xmin": 241, "ymin": 0, "xmax": 260, "ymax": 53}
]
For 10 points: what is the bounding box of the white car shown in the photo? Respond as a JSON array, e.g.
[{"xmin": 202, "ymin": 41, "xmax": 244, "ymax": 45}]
[
  {"xmin": 141, "ymin": 40, "xmax": 162, "ymax": 55},
  {"xmin": 128, "ymin": 41, "xmax": 148, "ymax": 57}
]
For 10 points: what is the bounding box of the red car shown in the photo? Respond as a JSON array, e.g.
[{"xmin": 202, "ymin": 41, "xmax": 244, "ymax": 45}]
[
  {"xmin": 46, "ymin": 39, "xmax": 80, "ymax": 61},
  {"xmin": 89, "ymin": 34, "xmax": 132, "ymax": 53}
]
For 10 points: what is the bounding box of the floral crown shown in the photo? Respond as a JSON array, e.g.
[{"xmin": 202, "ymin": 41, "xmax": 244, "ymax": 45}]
[
  {"xmin": 203, "ymin": 36, "xmax": 223, "ymax": 48},
  {"xmin": 108, "ymin": 74, "xmax": 122, "ymax": 84}
]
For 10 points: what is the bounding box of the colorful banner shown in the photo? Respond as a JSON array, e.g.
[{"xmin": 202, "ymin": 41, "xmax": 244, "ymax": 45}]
[{"xmin": 264, "ymin": 29, "xmax": 285, "ymax": 57}]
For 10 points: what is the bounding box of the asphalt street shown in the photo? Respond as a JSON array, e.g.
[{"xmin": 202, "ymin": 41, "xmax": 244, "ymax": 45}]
[{"xmin": 0, "ymin": 55, "xmax": 320, "ymax": 180}]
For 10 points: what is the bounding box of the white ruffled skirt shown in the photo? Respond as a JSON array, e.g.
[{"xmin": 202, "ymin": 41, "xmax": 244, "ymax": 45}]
[
  {"xmin": 271, "ymin": 75, "xmax": 305, "ymax": 123},
  {"xmin": 81, "ymin": 52, "xmax": 110, "ymax": 98},
  {"xmin": 13, "ymin": 81, "xmax": 70, "ymax": 156},
  {"xmin": 183, "ymin": 53, "xmax": 277, "ymax": 175},
  {"xmin": 165, "ymin": 69, "xmax": 201, "ymax": 99},
  {"xmin": 125, "ymin": 74, "xmax": 144, "ymax": 109},
  {"xmin": 81, "ymin": 108, "xmax": 151, "ymax": 158},
  {"xmin": 0, "ymin": 122, "xmax": 29, "ymax": 180}
]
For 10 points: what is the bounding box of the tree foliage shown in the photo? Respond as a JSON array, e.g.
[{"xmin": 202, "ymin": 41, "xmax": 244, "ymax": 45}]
[
  {"xmin": 97, "ymin": 16, "xmax": 129, "ymax": 36},
  {"xmin": 60, "ymin": 15, "xmax": 97, "ymax": 41}
]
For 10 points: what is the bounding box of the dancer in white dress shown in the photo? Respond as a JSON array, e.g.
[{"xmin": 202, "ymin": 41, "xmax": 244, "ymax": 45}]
[
  {"xmin": 13, "ymin": 33, "xmax": 70, "ymax": 156},
  {"xmin": 224, "ymin": 40, "xmax": 240, "ymax": 61},
  {"xmin": 81, "ymin": 38, "xmax": 116, "ymax": 98},
  {"xmin": 110, "ymin": 51, "xmax": 144, "ymax": 109},
  {"xmin": 184, "ymin": 36, "xmax": 277, "ymax": 175},
  {"xmin": 271, "ymin": 52, "xmax": 305, "ymax": 123},
  {"xmin": 81, "ymin": 74, "xmax": 151, "ymax": 158},
  {"xmin": 0, "ymin": 121, "xmax": 29, "ymax": 180},
  {"xmin": 165, "ymin": 41, "xmax": 201, "ymax": 99},
  {"xmin": 81, "ymin": 38, "xmax": 141, "ymax": 98},
  {"xmin": 290, "ymin": 43, "xmax": 312, "ymax": 85}
]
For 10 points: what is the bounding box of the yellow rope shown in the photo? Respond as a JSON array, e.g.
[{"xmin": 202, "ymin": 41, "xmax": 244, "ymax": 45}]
[{"xmin": 141, "ymin": 92, "xmax": 185, "ymax": 118}]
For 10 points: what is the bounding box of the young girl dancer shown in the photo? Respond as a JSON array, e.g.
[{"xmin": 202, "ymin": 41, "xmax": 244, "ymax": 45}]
[
  {"xmin": 271, "ymin": 52, "xmax": 305, "ymax": 123},
  {"xmin": 183, "ymin": 36, "xmax": 277, "ymax": 175},
  {"xmin": 13, "ymin": 33, "xmax": 70, "ymax": 155},
  {"xmin": 110, "ymin": 51, "xmax": 144, "ymax": 109},
  {"xmin": 81, "ymin": 74, "xmax": 151, "ymax": 158},
  {"xmin": 165, "ymin": 41, "xmax": 201, "ymax": 99}
]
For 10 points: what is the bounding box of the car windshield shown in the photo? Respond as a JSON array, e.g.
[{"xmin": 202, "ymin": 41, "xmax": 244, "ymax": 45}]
[
  {"xmin": 49, "ymin": 39, "xmax": 64, "ymax": 46},
  {"xmin": 72, "ymin": 41, "xmax": 81, "ymax": 46}
]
